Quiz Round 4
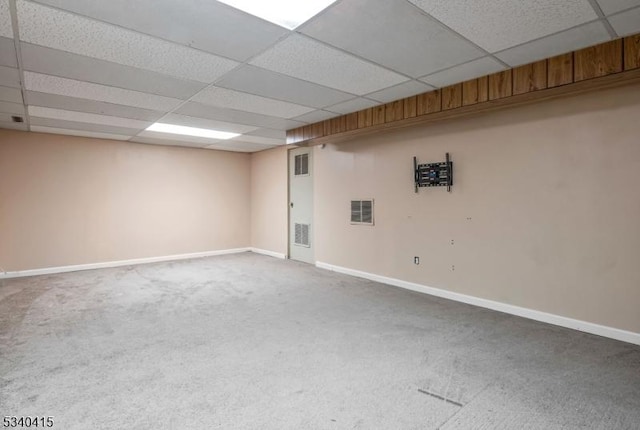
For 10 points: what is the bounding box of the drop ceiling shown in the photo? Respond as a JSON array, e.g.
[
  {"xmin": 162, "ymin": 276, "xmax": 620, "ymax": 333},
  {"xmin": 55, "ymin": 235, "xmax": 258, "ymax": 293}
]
[{"xmin": 0, "ymin": 0, "xmax": 639, "ymax": 152}]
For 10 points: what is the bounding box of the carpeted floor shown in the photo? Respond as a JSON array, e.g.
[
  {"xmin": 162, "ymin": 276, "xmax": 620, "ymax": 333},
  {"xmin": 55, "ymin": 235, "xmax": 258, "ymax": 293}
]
[{"xmin": 1, "ymin": 252, "xmax": 639, "ymax": 429}]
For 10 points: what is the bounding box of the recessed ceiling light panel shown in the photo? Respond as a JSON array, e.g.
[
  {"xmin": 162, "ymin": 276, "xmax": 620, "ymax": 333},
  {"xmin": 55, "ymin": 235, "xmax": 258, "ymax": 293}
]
[
  {"xmin": 146, "ymin": 123, "xmax": 240, "ymax": 140},
  {"xmin": 218, "ymin": 0, "xmax": 337, "ymax": 29}
]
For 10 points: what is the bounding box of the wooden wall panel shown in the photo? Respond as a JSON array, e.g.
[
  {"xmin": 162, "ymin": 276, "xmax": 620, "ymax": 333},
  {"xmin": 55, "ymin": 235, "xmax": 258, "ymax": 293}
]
[
  {"xmin": 513, "ymin": 60, "xmax": 547, "ymax": 95},
  {"xmin": 357, "ymin": 108, "xmax": 373, "ymax": 128},
  {"xmin": 404, "ymin": 96, "xmax": 417, "ymax": 119},
  {"xmin": 311, "ymin": 122, "xmax": 324, "ymax": 139},
  {"xmin": 625, "ymin": 35, "xmax": 640, "ymax": 70},
  {"xmin": 489, "ymin": 71, "xmax": 512, "ymax": 100},
  {"xmin": 478, "ymin": 76, "xmax": 489, "ymax": 103},
  {"xmin": 548, "ymin": 53, "xmax": 573, "ymax": 88},
  {"xmin": 574, "ymin": 39, "xmax": 623, "ymax": 81},
  {"xmin": 416, "ymin": 90, "xmax": 441, "ymax": 115},
  {"xmin": 286, "ymin": 129, "xmax": 296, "ymax": 144},
  {"xmin": 302, "ymin": 125, "xmax": 312, "ymax": 140},
  {"xmin": 323, "ymin": 119, "xmax": 332, "ymax": 136},
  {"xmin": 345, "ymin": 112, "xmax": 358, "ymax": 131},
  {"xmin": 372, "ymin": 105, "xmax": 386, "ymax": 126},
  {"xmin": 330, "ymin": 116, "xmax": 347, "ymax": 134},
  {"xmin": 462, "ymin": 79, "xmax": 479, "ymax": 106},
  {"xmin": 384, "ymin": 100, "xmax": 404, "ymax": 122},
  {"xmin": 442, "ymin": 84, "xmax": 462, "ymax": 110}
]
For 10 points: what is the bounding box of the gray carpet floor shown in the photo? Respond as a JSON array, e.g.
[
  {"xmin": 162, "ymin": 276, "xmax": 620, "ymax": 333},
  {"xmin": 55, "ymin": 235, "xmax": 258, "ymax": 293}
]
[{"xmin": 1, "ymin": 252, "xmax": 639, "ymax": 429}]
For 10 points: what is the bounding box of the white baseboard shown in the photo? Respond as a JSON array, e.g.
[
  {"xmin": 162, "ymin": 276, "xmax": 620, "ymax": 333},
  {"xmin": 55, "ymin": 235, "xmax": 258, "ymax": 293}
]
[
  {"xmin": 0, "ymin": 248, "xmax": 250, "ymax": 279},
  {"xmin": 249, "ymin": 248, "xmax": 287, "ymax": 259},
  {"xmin": 316, "ymin": 261, "xmax": 640, "ymax": 346}
]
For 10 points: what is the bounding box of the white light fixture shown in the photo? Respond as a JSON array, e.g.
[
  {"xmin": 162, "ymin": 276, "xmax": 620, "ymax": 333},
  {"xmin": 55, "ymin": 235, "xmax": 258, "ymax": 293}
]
[
  {"xmin": 218, "ymin": 0, "xmax": 337, "ymax": 29},
  {"xmin": 146, "ymin": 123, "xmax": 240, "ymax": 140}
]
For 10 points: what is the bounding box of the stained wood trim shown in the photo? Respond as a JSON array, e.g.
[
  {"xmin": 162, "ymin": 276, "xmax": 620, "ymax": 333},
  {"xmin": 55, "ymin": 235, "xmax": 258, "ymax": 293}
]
[{"xmin": 287, "ymin": 33, "xmax": 640, "ymax": 146}]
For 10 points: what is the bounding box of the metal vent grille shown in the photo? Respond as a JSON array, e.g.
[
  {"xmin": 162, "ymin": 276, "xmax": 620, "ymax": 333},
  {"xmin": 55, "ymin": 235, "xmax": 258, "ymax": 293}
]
[
  {"xmin": 351, "ymin": 200, "xmax": 374, "ymax": 225},
  {"xmin": 294, "ymin": 223, "xmax": 310, "ymax": 247},
  {"xmin": 294, "ymin": 153, "xmax": 309, "ymax": 176}
]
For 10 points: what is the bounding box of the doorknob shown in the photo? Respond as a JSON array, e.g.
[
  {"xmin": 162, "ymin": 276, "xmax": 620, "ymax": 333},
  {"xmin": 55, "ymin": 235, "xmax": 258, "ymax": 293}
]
[{"xmin": 290, "ymin": 202, "xmax": 294, "ymax": 208}]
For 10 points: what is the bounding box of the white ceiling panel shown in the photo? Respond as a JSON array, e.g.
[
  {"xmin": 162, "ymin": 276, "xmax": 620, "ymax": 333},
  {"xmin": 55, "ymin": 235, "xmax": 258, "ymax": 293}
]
[
  {"xmin": 135, "ymin": 130, "xmax": 223, "ymax": 147},
  {"xmin": 0, "ymin": 0, "xmax": 12, "ymax": 38},
  {"xmin": 160, "ymin": 113, "xmax": 258, "ymax": 134},
  {"xmin": 0, "ymin": 85, "xmax": 22, "ymax": 103},
  {"xmin": 26, "ymin": 91, "xmax": 165, "ymax": 122},
  {"xmin": 130, "ymin": 135, "xmax": 212, "ymax": 149},
  {"xmin": 30, "ymin": 0, "xmax": 288, "ymax": 62},
  {"xmin": 245, "ymin": 128, "xmax": 286, "ymax": 140},
  {"xmin": 20, "ymin": 43, "xmax": 206, "ymax": 100},
  {"xmin": 409, "ymin": 0, "xmax": 598, "ymax": 52},
  {"xmin": 0, "ymin": 120, "xmax": 28, "ymax": 131},
  {"xmin": 176, "ymin": 101, "xmax": 305, "ymax": 130},
  {"xmin": 608, "ymin": 7, "xmax": 640, "ymax": 35},
  {"xmin": 28, "ymin": 106, "xmax": 151, "ymax": 130},
  {"xmin": 250, "ymin": 34, "xmax": 408, "ymax": 95},
  {"xmin": 301, "ymin": 0, "xmax": 484, "ymax": 78},
  {"xmin": 421, "ymin": 57, "xmax": 506, "ymax": 88},
  {"xmin": 495, "ymin": 21, "xmax": 611, "ymax": 67},
  {"xmin": 597, "ymin": 0, "xmax": 640, "ymax": 15},
  {"xmin": 292, "ymin": 109, "xmax": 339, "ymax": 124},
  {"xmin": 216, "ymin": 65, "xmax": 354, "ymax": 109},
  {"xmin": 325, "ymin": 97, "xmax": 379, "ymax": 115},
  {"xmin": 31, "ymin": 125, "xmax": 132, "ymax": 140},
  {"xmin": 191, "ymin": 86, "xmax": 314, "ymax": 119},
  {"xmin": 24, "ymin": 72, "xmax": 183, "ymax": 111},
  {"xmin": 0, "ymin": 100, "xmax": 24, "ymax": 114},
  {"xmin": 206, "ymin": 141, "xmax": 277, "ymax": 153},
  {"xmin": 0, "ymin": 37, "xmax": 17, "ymax": 67},
  {"xmin": 0, "ymin": 65, "xmax": 20, "ymax": 88},
  {"xmin": 17, "ymin": 0, "xmax": 239, "ymax": 83},
  {"xmin": 366, "ymin": 80, "xmax": 434, "ymax": 103},
  {"xmin": 229, "ymin": 135, "xmax": 283, "ymax": 146},
  {"xmin": 30, "ymin": 116, "xmax": 144, "ymax": 136}
]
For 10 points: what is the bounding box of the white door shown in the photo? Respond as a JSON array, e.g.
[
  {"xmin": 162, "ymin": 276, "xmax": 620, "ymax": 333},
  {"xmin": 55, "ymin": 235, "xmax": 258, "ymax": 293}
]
[{"xmin": 289, "ymin": 146, "xmax": 314, "ymax": 264}]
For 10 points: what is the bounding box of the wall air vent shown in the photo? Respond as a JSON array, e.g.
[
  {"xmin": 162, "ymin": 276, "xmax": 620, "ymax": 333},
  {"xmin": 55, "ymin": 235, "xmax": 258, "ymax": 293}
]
[
  {"xmin": 294, "ymin": 223, "xmax": 310, "ymax": 247},
  {"xmin": 351, "ymin": 200, "xmax": 374, "ymax": 225},
  {"xmin": 11, "ymin": 116, "xmax": 24, "ymax": 123}
]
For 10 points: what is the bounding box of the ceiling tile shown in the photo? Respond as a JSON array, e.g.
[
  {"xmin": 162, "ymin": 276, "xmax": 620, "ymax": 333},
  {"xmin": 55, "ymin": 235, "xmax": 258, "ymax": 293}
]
[
  {"xmin": 292, "ymin": 109, "xmax": 339, "ymax": 123},
  {"xmin": 366, "ymin": 80, "xmax": 434, "ymax": 103},
  {"xmin": 191, "ymin": 86, "xmax": 314, "ymax": 119},
  {"xmin": 216, "ymin": 65, "xmax": 354, "ymax": 109},
  {"xmin": 17, "ymin": 0, "xmax": 239, "ymax": 83},
  {"xmin": 495, "ymin": 21, "xmax": 611, "ymax": 66},
  {"xmin": 0, "ymin": 85, "xmax": 22, "ymax": 103},
  {"xmin": 250, "ymin": 34, "xmax": 408, "ymax": 95},
  {"xmin": 0, "ymin": 120, "xmax": 28, "ymax": 131},
  {"xmin": 0, "ymin": 65, "xmax": 20, "ymax": 88},
  {"xmin": 28, "ymin": 106, "xmax": 152, "ymax": 130},
  {"xmin": 176, "ymin": 101, "xmax": 304, "ymax": 130},
  {"xmin": 26, "ymin": 91, "xmax": 165, "ymax": 122},
  {"xmin": 0, "ymin": 0, "xmax": 12, "ymax": 38},
  {"xmin": 0, "ymin": 100, "xmax": 24, "ymax": 115},
  {"xmin": 0, "ymin": 37, "xmax": 17, "ymax": 67},
  {"xmin": 245, "ymin": 128, "xmax": 286, "ymax": 139},
  {"xmin": 206, "ymin": 141, "xmax": 277, "ymax": 153},
  {"xmin": 30, "ymin": 116, "xmax": 144, "ymax": 136},
  {"xmin": 230, "ymin": 135, "xmax": 283, "ymax": 146},
  {"xmin": 608, "ymin": 7, "xmax": 640, "ymax": 35},
  {"xmin": 420, "ymin": 57, "xmax": 506, "ymax": 87},
  {"xmin": 301, "ymin": 0, "xmax": 484, "ymax": 78},
  {"xmin": 409, "ymin": 0, "xmax": 597, "ymax": 52},
  {"xmin": 20, "ymin": 43, "xmax": 205, "ymax": 99},
  {"xmin": 597, "ymin": 0, "xmax": 640, "ymax": 15},
  {"xmin": 130, "ymin": 135, "xmax": 212, "ymax": 149},
  {"xmin": 24, "ymin": 72, "xmax": 183, "ymax": 111},
  {"xmin": 31, "ymin": 125, "xmax": 132, "ymax": 141},
  {"xmin": 30, "ymin": 0, "xmax": 288, "ymax": 62},
  {"xmin": 325, "ymin": 97, "xmax": 379, "ymax": 114},
  {"xmin": 135, "ymin": 130, "xmax": 223, "ymax": 147},
  {"xmin": 160, "ymin": 113, "xmax": 258, "ymax": 134}
]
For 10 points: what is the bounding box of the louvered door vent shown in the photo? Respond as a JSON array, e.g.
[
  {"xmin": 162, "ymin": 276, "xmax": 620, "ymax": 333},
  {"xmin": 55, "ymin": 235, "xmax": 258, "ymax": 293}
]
[{"xmin": 294, "ymin": 223, "xmax": 310, "ymax": 247}]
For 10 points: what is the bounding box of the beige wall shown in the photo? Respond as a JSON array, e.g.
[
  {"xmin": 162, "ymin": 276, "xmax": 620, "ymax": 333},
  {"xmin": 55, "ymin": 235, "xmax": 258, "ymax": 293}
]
[
  {"xmin": 314, "ymin": 83, "xmax": 640, "ymax": 333},
  {"xmin": 0, "ymin": 130, "xmax": 251, "ymax": 271},
  {"xmin": 250, "ymin": 145, "xmax": 288, "ymax": 255}
]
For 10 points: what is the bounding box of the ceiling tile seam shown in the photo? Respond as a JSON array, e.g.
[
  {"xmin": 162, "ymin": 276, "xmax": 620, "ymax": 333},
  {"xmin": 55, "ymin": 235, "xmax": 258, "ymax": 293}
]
[
  {"xmin": 490, "ymin": 18, "xmax": 614, "ymax": 59},
  {"xmin": 361, "ymin": 80, "xmax": 435, "ymax": 100},
  {"xmin": 323, "ymin": 96, "xmax": 381, "ymax": 114},
  {"xmin": 606, "ymin": 4, "xmax": 640, "ymax": 16},
  {"xmin": 402, "ymin": 0, "xmax": 510, "ymax": 69},
  {"xmin": 20, "ymin": 0, "xmax": 249, "ymax": 67},
  {"xmin": 586, "ymin": 0, "xmax": 618, "ymax": 37},
  {"xmin": 292, "ymin": 0, "xmax": 347, "ymax": 33},
  {"xmin": 8, "ymin": 0, "xmax": 30, "ymax": 129},
  {"xmin": 416, "ymin": 56, "xmax": 504, "ymax": 84}
]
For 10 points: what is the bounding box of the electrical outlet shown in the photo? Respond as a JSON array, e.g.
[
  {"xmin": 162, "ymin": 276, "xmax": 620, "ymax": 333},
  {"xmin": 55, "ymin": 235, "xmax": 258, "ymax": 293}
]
[{"xmin": 414, "ymin": 256, "xmax": 420, "ymax": 265}]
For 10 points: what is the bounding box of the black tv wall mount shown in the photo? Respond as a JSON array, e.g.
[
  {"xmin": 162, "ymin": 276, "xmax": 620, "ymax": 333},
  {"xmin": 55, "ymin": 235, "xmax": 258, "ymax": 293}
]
[{"xmin": 414, "ymin": 153, "xmax": 453, "ymax": 193}]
